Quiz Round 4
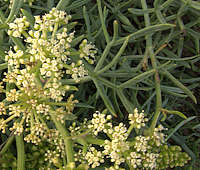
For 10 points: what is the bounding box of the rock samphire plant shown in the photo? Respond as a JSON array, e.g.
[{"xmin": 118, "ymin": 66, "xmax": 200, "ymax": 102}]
[{"xmin": 0, "ymin": 6, "xmax": 192, "ymax": 170}]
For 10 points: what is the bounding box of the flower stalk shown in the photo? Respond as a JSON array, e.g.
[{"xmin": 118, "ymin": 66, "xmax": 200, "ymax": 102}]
[
  {"xmin": 50, "ymin": 111, "xmax": 74, "ymax": 163},
  {"xmin": 16, "ymin": 135, "xmax": 25, "ymax": 170}
]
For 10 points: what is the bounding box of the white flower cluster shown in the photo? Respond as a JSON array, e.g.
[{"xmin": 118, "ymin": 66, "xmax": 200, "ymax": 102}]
[
  {"xmin": 79, "ymin": 39, "xmax": 97, "ymax": 64},
  {"xmin": 34, "ymin": 8, "xmax": 71, "ymax": 32},
  {"xmin": 103, "ymin": 123, "xmax": 129, "ymax": 169},
  {"xmin": 0, "ymin": 8, "xmax": 97, "ymax": 140},
  {"xmin": 0, "ymin": 102, "xmax": 6, "ymax": 115},
  {"xmin": 10, "ymin": 122, "xmax": 24, "ymax": 135},
  {"xmin": 6, "ymin": 89, "xmax": 20, "ymax": 102},
  {"xmin": 24, "ymin": 133, "xmax": 41, "ymax": 144},
  {"xmin": 127, "ymin": 151, "xmax": 142, "ymax": 168},
  {"xmin": 44, "ymin": 150, "xmax": 60, "ymax": 164},
  {"xmin": 128, "ymin": 108, "xmax": 148, "ymax": 129},
  {"xmin": 85, "ymin": 146, "xmax": 105, "ymax": 168},
  {"xmin": 150, "ymin": 124, "xmax": 166, "ymax": 147},
  {"xmin": 0, "ymin": 119, "xmax": 6, "ymax": 133},
  {"xmin": 5, "ymin": 49, "xmax": 24, "ymax": 68},
  {"xmin": 46, "ymin": 129, "xmax": 65, "ymax": 154},
  {"xmin": 134, "ymin": 136, "xmax": 150, "ymax": 152},
  {"xmin": 88, "ymin": 111, "xmax": 112, "ymax": 135},
  {"xmin": 85, "ymin": 112, "xmax": 130, "ymax": 169},
  {"xmin": 6, "ymin": 7, "xmax": 96, "ymax": 84},
  {"xmin": 8, "ymin": 16, "xmax": 29, "ymax": 38},
  {"xmin": 83, "ymin": 109, "xmax": 171, "ymax": 169},
  {"xmin": 8, "ymin": 105, "xmax": 23, "ymax": 117},
  {"xmin": 125, "ymin": 134, "xmax": 158, "ymax": 169},
  {"xmin": 143, "ymin": 152, "xmax": 159, "ymax": 169},
  {"xmin": 24, "ymin": 123, "xmax": 47, "ymax": 144},
  {"xmin": 66, "ymin": 61, "xmax": 88, "ymax": 83}
]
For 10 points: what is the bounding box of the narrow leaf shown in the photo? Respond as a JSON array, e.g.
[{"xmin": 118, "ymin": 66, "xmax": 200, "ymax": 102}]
[
  {"xmin": 21, "ymin": 9, "xmax": 35, "ymax": 28},
  {"xmin": 63, "ymin": 113, "xmax": 77, "ymax": 120},
  {"xmin": 0, "ymin": 63, "xmax": 7, "ymax": 70},
  {"xmin": 161, "ymin": 70, "xmax": 197, "ymax": 103},
  {"xmin": 118, "ymin": 11, "xmax": 132, "ymax": 26},
  {"xmin": 56, "ymin": 0, "xmax": 71, "ymax": 10},
  {"xmin": 83, "ymin": 6, "xmax": 92, "ymax": 42},
  {"xmin": 93, "ymin": 78, "xmax": 117, "ymax": 117},
  {"xmin": 75, "ymin": 103, "xmax": 94, "ymax": 109},
  {"xmin": 71, "ymin": 35, "xmax": 85, "ymax": 47},
  {"xmin": 128, "ymin": 8, "xmax": 154, "ymax": 16},
  {"xmin": 117, "ymin": 89, "xmax": 134, "ymax": 114},
  {"xmin": 166, "ymin": 116, "xmax": 196, "ymax": 141},
  {"xmin": 114, "ymin": 24, "xmax": 175, "ymax": 46},
  {"xmin": 6, "ymin": 0, "xmax": 23, "ymax": 23},
  {"xmin": 118, "ymin": 69, "xmax": 155, "ymax": 89},
  {"xmin": 161, "ymin": 108, "xmax": 187, "ymax": 120},
  {"xmin": 11, "ymin": 37, "xmax": 26, "ymax": 51},
  {"xmin": 190, "ymin": 1, "xmax": 200, "ymax": 10}
]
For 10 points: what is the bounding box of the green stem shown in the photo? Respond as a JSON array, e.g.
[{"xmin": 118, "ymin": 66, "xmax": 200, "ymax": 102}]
[
  {"xmin": 112, "ymin": 20, "xmax": 119, "ymax": 42},
  {"xmin": 16, "ymin": 135, "xmax": 25, "ymax": 170},
  {"xmin": 44, "ymin": 101, "xmax": 67, "ymax": 106},
  {"xmin": 52, "ymin": 23, "xmax": 59, "ymax": 40},
  {"xmin": 141, "ymin": 0, "xmax": 162, "ymax": 135},
  {"xmin": 60, "ymin": 76, "xmax": 92, "ymax": 85},
  {"xmin": 5, "ymin": 114, "xmax": 17, "ymax": 123},
  {"xmin": 127, "ymin": 124, "xmax": 135, "ymax": 137},
  {"xmin": 85, "ymin": 135, "xmax": 105, "ymax": 145},
  {"xmin": 66, "ymin": 129, "xmax": 91, "ymax": 140},
  {"xmin": 42, "ymin": 29, "xmax": 47, "ymax": 40},
  {"xmin": 22, "ymin": 31, "xmax": 30, "ymax": 39},
  {"xmin": 50, "ymin": 111, "xmax": 74, "ymax": 163}
]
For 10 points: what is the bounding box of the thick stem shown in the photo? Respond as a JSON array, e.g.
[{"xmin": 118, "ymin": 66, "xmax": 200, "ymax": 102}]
[
  {"xmin": 16, "ymin": 135, "xmax": 25, "ymax": 170},
  {"xmin": 141, "ymin": 0, "xmax": 162, "ymax": 135},
  {"xmin": 50, "ymin": 112, "xmax": 74, "ymax": 163}
]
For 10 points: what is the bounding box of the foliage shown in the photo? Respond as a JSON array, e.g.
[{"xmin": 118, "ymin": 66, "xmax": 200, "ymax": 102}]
[{"xmin": 0, "ymin": 0, "xmax": 199, "ymax": 169}]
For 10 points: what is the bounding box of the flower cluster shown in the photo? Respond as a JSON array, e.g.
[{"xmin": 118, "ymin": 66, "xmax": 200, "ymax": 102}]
[
  {"xmin": 156, "ymin": 145, "xmax": 191, "ymax": 169},
  {"xmin": 76, "ymin": 109, "xmax": 191, "ymax": 169},
  {"xmin": 8, "ymin": 16, "xmax": 30, "ymax": 38},
  {"xmin": 85, "ymin": 146, "xmax": 105, "ymax": 168},
  {"xmin": 0, "ymin": 8, "xmax": 96, "ymax": 152},
  {"xmin": 88, "ymin": 111, "xmax": 112, "ymax": 135},
  {"xmin": 128, "ymin": 108, "xmax": 148, "ymax": 129},
  {"xmin": 79, "ymin": 39, "xmax": 97, "ymax": 64}
]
